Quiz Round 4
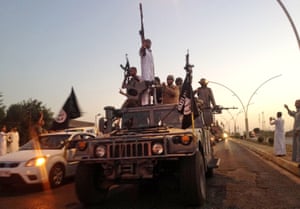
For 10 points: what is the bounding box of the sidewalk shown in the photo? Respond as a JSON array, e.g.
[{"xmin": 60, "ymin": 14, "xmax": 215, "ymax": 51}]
[{"xmin": 229, "ymin": 138, "xmax": 300, "ymax": 177}]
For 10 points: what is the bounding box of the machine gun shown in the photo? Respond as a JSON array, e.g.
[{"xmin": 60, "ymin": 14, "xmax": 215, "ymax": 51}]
[
  {"xmin": 139, "ymin": 3, "xmax": 145, "ymax": 44},
  {"xmin": 213, "ymin": 105, "xmax": 238, "ymax": 114}
]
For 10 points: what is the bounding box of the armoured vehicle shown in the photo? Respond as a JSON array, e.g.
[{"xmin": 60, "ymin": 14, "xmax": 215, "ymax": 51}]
[{"xmin": 73, "ymin": 101, "xmax": 220, "ymax": 206}]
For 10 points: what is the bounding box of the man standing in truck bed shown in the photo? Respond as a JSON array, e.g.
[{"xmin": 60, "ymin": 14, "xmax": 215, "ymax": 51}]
[
  {"xmin": 140, "ymin": 39, "xmax": 155, "ymax": 105},
  {"xmin": 194, "ymin": 78, "xmax": 217, "ymax": 127}
]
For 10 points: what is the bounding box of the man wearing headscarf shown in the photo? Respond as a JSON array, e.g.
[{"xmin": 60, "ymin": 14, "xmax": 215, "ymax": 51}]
[
  {"xmin": 162, "ymin": 75, "xmax": 179, "ymax": 104},
  {"xmin": 194, "ymin": 78, "xmax": 217, "ymax": 127}
]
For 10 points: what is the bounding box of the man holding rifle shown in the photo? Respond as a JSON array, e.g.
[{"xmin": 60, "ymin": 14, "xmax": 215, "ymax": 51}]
[{"xmin": 139, "ymin": 3, "xmax": 155, "ymax": 105}]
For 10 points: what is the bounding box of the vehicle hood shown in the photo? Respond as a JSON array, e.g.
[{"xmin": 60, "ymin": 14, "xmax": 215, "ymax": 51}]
[{"xmin": 0, "ymin": 149, "xmax": 63, "ymax": 162}]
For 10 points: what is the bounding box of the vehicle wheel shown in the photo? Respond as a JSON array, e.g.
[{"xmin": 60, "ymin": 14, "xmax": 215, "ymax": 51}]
[
  {"xmin": 49, "ymin": 163, "xmax": 65, "ymax": 188},
  {"xmin": 75, "ymin": 163, "xmax": 109, "ymax": 206},
  {"xmin": 180, "ymin": 151, "xmax": 206, "ymax": 206},
  {"xmin": 206, "ymin": 167, "xmax": 214, "ymax": 178}
]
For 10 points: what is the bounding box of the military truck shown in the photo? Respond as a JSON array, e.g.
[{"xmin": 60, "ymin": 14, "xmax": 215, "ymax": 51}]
[{"xmin": 73, "ymin": 102, "xmax": 220, "ymax": 206}]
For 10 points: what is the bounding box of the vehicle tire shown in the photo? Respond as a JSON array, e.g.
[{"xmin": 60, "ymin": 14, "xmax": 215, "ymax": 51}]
[
  {"xmin": 206, "ymin": 167, "xmax": 214, "ymax": 178},
  {"xmin": 75, "ymin": 163, "xmax": 108, "ymax": 206},
  {"xmin": 49, "ymin": 163, "xmax": 65, "ymax": 188},
  {"xmin": 180, "ymin": 151, "xmax": 206, "ymax": 206}
]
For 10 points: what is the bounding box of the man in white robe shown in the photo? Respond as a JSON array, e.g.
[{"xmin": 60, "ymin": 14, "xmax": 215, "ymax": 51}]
[
  {"xmin": 285, "ymin": 100, "xmax": 300, "ymax": 162},
  {"xmin": 0, "ymin": 125, "xmax": 7, "ymax": 156},
  {"xmin": 140, "ymin": 39, "xmax": 155, "ymax": 105},
  {"xmin": 269, "ymin": 112, "xmax": 286, "ymax": 156},
  {"xmin": 7, "ymin": 127, "xmax": 19, "ymax": 153}
]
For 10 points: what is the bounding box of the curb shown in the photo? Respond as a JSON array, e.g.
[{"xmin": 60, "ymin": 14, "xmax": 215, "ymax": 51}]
[{"xmin": 229, "ymin": 138, "xmax": 300, "ymax": 177}]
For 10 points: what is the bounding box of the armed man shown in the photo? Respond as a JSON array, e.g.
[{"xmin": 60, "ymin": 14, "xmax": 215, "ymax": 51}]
[
  {"xmin": 194, "ymin": 78, "xmax": 217, "ymax": 127},
  {"xmin": 139, "ymin": 3, "xmax": 155, "ymax": 105}
]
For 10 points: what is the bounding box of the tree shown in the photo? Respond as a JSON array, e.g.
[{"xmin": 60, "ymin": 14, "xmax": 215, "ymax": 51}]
[{"xmin": 5, "ymin": 99, "xmax": 54, "ymax": 146}]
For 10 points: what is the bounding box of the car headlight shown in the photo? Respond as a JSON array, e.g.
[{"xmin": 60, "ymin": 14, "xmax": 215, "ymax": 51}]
[
  {"xmin": 95, "ymin": 145, "xmax": 106, "ymax": 158},
  {"xmin": 25, "ymin": 157, "xmax": 47, "ymax": 167},
  {"xmin": 152, "ymin": 143, "xmax": 163, "ymax": 155}
]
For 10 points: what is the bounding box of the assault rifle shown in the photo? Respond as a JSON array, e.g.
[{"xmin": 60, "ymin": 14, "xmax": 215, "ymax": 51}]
[
  {"xmin": 184, "ymin": 49, "xmax": 194, "ymax": 72},
  {"xmin": 139, "ymin": 3, "xmax": 145, "ymax": 44},
  {"xmin": 120, "ymin": 54, "xmax": 130, "ymax": 77}
]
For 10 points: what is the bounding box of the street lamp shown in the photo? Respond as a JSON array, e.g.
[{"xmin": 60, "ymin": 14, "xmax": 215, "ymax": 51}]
[
  {"xmin": 276, "ymin": 0, "xmax": 300, "ymax": 51},
  {"xmin": 226, "ymin": 109, "xmax": 243, "ymax": 135},
  {"xmin": 209, "ymin": 74, "xmax": 281, "ymax": 138},
  {"xmin": 244, "ymin": 74, "xmax": 282, "ymax": 137}
]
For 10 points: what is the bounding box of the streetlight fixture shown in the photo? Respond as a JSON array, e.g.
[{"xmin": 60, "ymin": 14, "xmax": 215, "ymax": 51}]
[
  {"xmin": 226, "ymin": 109, "xmax": 243, "ymax": 135},
  {"xmin": 276, "ymin": 0, "xmax": 300, "ymax": 51},
  {"xmin": 209, "ymin": 74, "xmax": 281, "ymax": 138}
]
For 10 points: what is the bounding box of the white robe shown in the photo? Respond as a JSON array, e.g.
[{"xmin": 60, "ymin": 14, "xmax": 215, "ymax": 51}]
[
  {"xmin": 140, "ymin": 48, "xmax": 154, "ymax": 81},
  {"xmin": 7, "ymin": 131, "xmax": 19, "ymax": 153},
  {"xmin": 0, "ymin": 131, "xmax": 7, "ymax": 156},
  {"xmin": 270, "ymin": 118, "xmax": 286, "ymax": 155},
  {"xmin": 140, "ymin": 48, "xmax": 155, "ymax": 105}
]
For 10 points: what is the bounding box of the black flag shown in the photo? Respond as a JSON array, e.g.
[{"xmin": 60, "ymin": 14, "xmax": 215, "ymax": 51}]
[
  {"xmin": 177, "ymin": 53, "xmax": 199, "ymax": 129},
  {"xmin": 51, "ymin": 87, "xmax": 81, "ymax": 131}
]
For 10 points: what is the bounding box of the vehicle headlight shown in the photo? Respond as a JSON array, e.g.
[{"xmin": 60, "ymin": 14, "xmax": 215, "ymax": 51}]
[
  {"xmin": 95, "ymin": 145, "xmax": 106, "ymax": 158},
  {"xmin": 152, "ymin": 143, "xmax": 163, "ymax": 155},
  {"xmin": 172, "ymin": 135, "xmax": 192, "ymax": 145},
  {"xmin": 77, "ymin": 141, "xmax": 88, "ymax": 151},
  {"xmin": 25, "ymin": 157, "xmax": 47, "ymax": 167}
]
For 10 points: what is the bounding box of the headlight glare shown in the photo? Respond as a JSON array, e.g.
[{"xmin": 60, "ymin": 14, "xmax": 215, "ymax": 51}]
[
  {"xmin": 26, "ymin": 157, "xmax": 46, "ymax": 167},
  {"xmin": 95, "ymin": 145, "xmax": 106, "ymax": 158},
  {"xmin": 152, "ymin": 143, "xmax": 163, "ymax": 155}
]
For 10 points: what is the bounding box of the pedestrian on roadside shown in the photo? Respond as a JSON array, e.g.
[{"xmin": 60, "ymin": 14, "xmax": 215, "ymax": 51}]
[
  {"xmin": 284, "ymin": 100, "xmax": 300, "ymax": 162},
  {"xmin": 269, "ymin": 112, "xmax": 286, "ymax": 157},
  {"xmin": 7, "ymin": 126, "xmax": 20, "ymax": 153},
  {"xmin": 0, "ymin": 125, "xmax": 7, "ymax": 156}
]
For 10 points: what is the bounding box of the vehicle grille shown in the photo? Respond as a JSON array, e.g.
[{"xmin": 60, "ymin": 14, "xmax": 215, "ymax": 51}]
[
  {"xmin": 108, "ymin": 141, "xmax": 151, "ymax": 158},
  {"xmin": 0, "ymin": 162, "xmax": 20, "ymax": 168}
]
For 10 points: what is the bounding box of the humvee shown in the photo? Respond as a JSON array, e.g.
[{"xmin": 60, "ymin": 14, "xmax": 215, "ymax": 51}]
[{"xmin": 73, "ymin": 103, "xmax": 220, "ymax": 206}]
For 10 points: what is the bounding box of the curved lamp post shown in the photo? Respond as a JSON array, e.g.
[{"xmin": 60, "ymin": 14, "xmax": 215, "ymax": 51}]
[
  {"xmin": 244, "ymin": 74, "xmax": 282, "ymax": 137},
  {"xmin": 209, "ymin": 74, "xmax": 281, "ymax": 138},
  {"xmin": 276, "ymin": 0, "xmax": 300, "ymax": 51}
]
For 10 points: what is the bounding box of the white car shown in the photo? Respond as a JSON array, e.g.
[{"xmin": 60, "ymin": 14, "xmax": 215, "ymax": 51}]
[{"xmin": 0, "ymin": 131, "xmax": 95, "ymax": 188}]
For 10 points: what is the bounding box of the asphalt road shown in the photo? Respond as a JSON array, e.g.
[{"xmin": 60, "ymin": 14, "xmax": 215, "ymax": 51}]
[{"xmin": 1, "ymin": 139, "xmax": 300, "ymax": 209}]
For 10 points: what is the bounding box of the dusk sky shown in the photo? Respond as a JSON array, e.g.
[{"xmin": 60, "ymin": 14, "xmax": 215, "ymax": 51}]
[{"xmin": 1, "ymin": 0, "xmax": 299, "ymax": 133}]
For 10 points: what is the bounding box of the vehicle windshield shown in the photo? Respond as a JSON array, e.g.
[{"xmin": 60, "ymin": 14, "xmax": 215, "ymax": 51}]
[
  {"xmin": 153, "ymin": 109, "xmax": 182, "ymax": 128},
  {"xmin": 122, "ymin": 111, "xmax": 150, "ymax": 129},
  {"xmin": 20, "ymin": 134, "xmax": 71, "ymax": 150},
  {"xmin": 121, "ymin": 108, "xmax": 183, "ymax": 129}
]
